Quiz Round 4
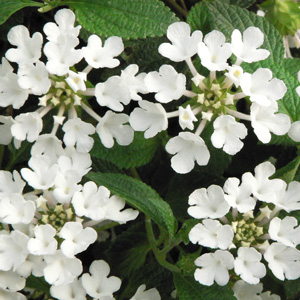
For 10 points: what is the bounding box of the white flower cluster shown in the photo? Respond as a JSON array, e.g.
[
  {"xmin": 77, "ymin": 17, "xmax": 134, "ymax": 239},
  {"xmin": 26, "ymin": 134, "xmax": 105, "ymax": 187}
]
[
  {"xmin": 0, "ymin": 8, "xmax": 163, "ymax": 300},
  {"xmin": 0, "ymin": 144, "xmax": 140, "ymax": 299},
  {"xmin": 129, "ymin": 22, "xmax": 291, "ymax": 174},
  {"xmin": 0, "ymin": 8, "xmax": 148, "ymax": 151},
  {"xmin": 188, "ymin": 160, "xmax": 300, "ymax": 296}
]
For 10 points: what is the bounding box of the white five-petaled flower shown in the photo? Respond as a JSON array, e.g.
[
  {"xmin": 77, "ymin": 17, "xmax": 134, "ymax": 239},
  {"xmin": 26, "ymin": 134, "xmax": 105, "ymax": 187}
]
[
  {"xmin": 231, "ymin": 27, "xmax": 270, "ymax": 64},
  {"xmin": 158, "ymin": 22, "xmax": 203, "ymax": 62},
  {"xmin": 165, "ymin": 132, "xmax": 210, "ymax": 174}
]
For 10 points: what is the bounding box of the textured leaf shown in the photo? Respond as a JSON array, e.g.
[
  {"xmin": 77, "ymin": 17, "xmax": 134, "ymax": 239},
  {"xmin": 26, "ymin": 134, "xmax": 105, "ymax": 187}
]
[
  {"xmin": 284, "ymin": 278, "xmax": 300, "ymax": 300},
  {"xmin": 224, "ymin": 0, "xmax": 256, "ymax": 8},
  {"xmin": 0, "ymin": 0, "xmax": 41, "ymax": 25},
  {"xmin": 174, "ymin": 273, "xmax": 235, "ymax": 300},
  {"xmin": 90, "ymin": 132, "xmax": 162, "ymax": 169},
  {"xmin": 207, "ymin": 0, "xmax": 284, "ymax": 63},
  {"xmin": 64, "ymin": 0, "xmax": 179, "ymax": 39},
  {"xmin": 273, "ymin": 156, "xmax": 300, "ymax": 183},
  {"xmin": 26, "ymin": 275, "xmax": 50, "ymax": 293},
  {"xmin": 104, "ymin": 222, "xmax": 150, "ymax": 278},
  {"xmin": 121, "ymin": 262, "xmax": 174, "ymax": 300},
  {"xmin": 86, "ymin": 172, "xmax": 177, "ymax": 237},
  {"xmin": 282, "ymin": 58, "xmax": 300, "ymax": 77},
  {"xmin": 187, "ymin": 1, "xmax": 211, "ymax": 35}
]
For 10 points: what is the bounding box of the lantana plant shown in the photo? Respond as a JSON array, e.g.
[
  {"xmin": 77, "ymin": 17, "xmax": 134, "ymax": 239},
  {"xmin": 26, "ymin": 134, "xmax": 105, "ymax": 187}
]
[{"xmin": 0, "ymin": 0, "xmax": 300, "ymax": 300}]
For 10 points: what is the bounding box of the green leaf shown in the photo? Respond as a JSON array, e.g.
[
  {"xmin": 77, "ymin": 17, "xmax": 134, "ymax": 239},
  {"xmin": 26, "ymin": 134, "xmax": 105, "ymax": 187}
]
[
  {"xmin": 0, "ymin": 0, "xmax": 41, "ymax": 25},
  {"xmin": 284, "ymin": 278, "xmax": 300, "ymax": 300},
  {"xmin": 282, "ymin": 58, "xmax": 300, "ymax": 77},
  {"xmin": 177, "ymin": 251, "xmax": 200, "ymax": 275},
  {"xmin": 207, "ymin": 0, "xmax": 284, "ymax": 63},
  {"xmin": 228, "ymin": 0, "xmax": 256, "ymax": 8},
  {"xmin": 173, "ymin": 273, "xmax": 235, "ymax": 300},
  {"xmin": 90, "ymin": 132, "xmax": 162, "ymax": 169},
  {"xmin": 26, "ymin": 275, "xmax": 50, "ymax": 293},
  {"xmin": 86, "ymin": 172, "xmax": 177, "ymax": 237},
  {"xmin": 273, "ymin": 156, "xmax": 300, "ymax": 183},
  {"xmin": 187, "ymin": 1, "xmax": 211, "ymax": 35},
  {"xmin": 64, "ymin": 0, "xmax": 179, "ymax": 39},
  {"xmin": 104, "ymin": 222, "xmax": 150, "ymax": 278}
]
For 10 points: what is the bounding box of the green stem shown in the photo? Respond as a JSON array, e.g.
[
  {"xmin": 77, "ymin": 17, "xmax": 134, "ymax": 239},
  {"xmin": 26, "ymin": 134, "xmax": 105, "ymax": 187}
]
[{"xmin": 145, "ymin": 216, "xmax": 180, "ymax": 273}]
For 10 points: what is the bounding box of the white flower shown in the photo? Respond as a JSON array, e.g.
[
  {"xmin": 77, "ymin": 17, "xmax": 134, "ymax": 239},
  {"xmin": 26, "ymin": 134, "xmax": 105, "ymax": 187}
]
[
  {"xmin": 31, "ymin": 134, "xmax": 64, "ymax": 163},
  {"xmin": 129, "ymin": 100, "xmax": 168, "ymax": 139},
  {"xmin": 43, "ymin": 8, "xmax": 81, "ymax": 42},
  {"xmin": 72, "ymin": 182, "xmax": 108, "ymax": 221},
  {"xmin": 11, "ymin": 112, "xmax": 43, "ymax": 144},
  {"xmin": 96, "ymin": 111, "xmax": 134, "ymax": 148},
  {"xmin": 272, "ymin": 181, "xmax": 300, "ymax": 212},
  {"xmin": 50, "ymin": 278, "xmax": 87, "ymax": 300},
  {"xmin": 83, "ymin": 34, "xmax": 123, "ymax": 69},
  {"xmin": 130, "ymin": 284, "xmax": 161, "ymax": 300},
  {"xmin": 225, "ymin": 65, "xmax": 244, "ymax": 87},
  {"xmin": 233, "ymin": 280, "xmax": 263, "ymax": 300},
  {"xmin": 165, "ymin": 132, "xmax": 210, "ymax": 174},
  {"xmin": 0, "ymin": 72, "xmax": 29, "ymax": 109},
  {"xmin": 0, "ymin": 270, "xmax": 25, "ymax": 292},
  {"xmin": 66, "ymin": 70, "xmax": 87, "ymax": 92},
  {"xmin": 21, "ymin": 154, "xmax": 59, "ymax": 189},
  {"xmin": 158, "ymin": 22, "xmax": 203, "ymax": 62},
  {"xmin": 0, "ymin": 290, "xmax": 26, "ymax": 300},
  {"xmin": 188, "ymin": 185, "xmax": 230, "ymax": 219},
  {"xmin": 240, "ymin": 69, "xmax": 287, "ymax": 107},
  {"xmin": 43, "ymin": 250, "xmax": 82, "ymax": 286},
  {"xmin": 72, "ymin": 181, "xmax": 138, "ymax": 223},
  {"xmin": 211, "ymin": 115, "xmax": 247, "ymax": 155},
  {"xmin": 241, "ymin": 161, "xmax": 286, "ymax": 203},
  {"xmin": 50, "ymin": 278, "xmax": 86, "ymax": 300},
  {"xmin": 198, "ymin": 30, "xmax": 232, "ymax": 71},
  {"xmin": 234, "ymin": 247, "xmax": 266, "ymax": 284},
  {"xmin": 178, "ymin": 105, "xmax": 197, "ymax": 130},
  {"xmin": 18, "ymin": 61, "xmax": 51, "ymax": 95},
  {"xmin": 223, "ymin": 177, "xmax": 256, "ymax": 213},
  {"xmin": 0, "ymin": 193, "xmax": 35, "ymax": 224},
  {"xmin": 62, "ymin": 118, "xmax": 95, "ymax": 153},
  {"xmin": 144, "ymin": 65, "xmax": 186, "ymax": 103},
  {"xmin": 102, "ymin": 194, "xmax": 139, "ymax": 224},
  {"xmin": 189, "ymin": 219, "xmax": 233, "ymax": 249},
  {"xmin": 120, "ymin": 64, "xmax": 148, "ymax": 101},
  {"xmin": 231, "ymin": 27, "xmax": 270, "ymax": 63},
  {"xmin": 269, "ymin": 216, "xmax": 300, "ymax": 247},
  {"xmin": 0, "ymin": 170, "xmax": 25, "ymax": 195},
  {"xmin": 44, "ymin": 34, "xmax": 83, "ymax": 76},
  {"xmin": 0, "ymin": 116, "xmax": 14, "ymax": 145},
  {"xmin": 0, "ymin": 230, "xmax": 29, "ymax": 272},
  {"xmin": 194, "ymin": 250, "xmax": 234, "ymax": 286},
  {"xmin": 60, "ymin": 222, "xmax": 97, "ymax": 258},
  {"xmin": 5, "ymin": 25, "xmax": 43, "ymax": 65},
  {"xmin": 95, "ymin": 75, "xmax": 130, "ymax": 111},
  {"xmin": 81, "ymin": 260, "xmax": 121, "ymax": 299},
  {"xmin": 250, "ymin": 103, "xmax": 291, "ymax": 143},
  {"xmin": 264, "ymin": 242, "xmax": 300, "ymax": 280},
  {"xmin": 27, "ymin": 224, "xmax": 57, "ymax": 255},
  {"xmin": 288, "ymin": 120, "xmax": 300, "ymax": 142}
]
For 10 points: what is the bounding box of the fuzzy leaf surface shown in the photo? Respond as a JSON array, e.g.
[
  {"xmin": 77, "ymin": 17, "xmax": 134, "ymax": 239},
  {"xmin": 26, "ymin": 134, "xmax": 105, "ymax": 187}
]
[{"xmin": 64, "ymin": 0, "xmax": 179, "ymax": 39}]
